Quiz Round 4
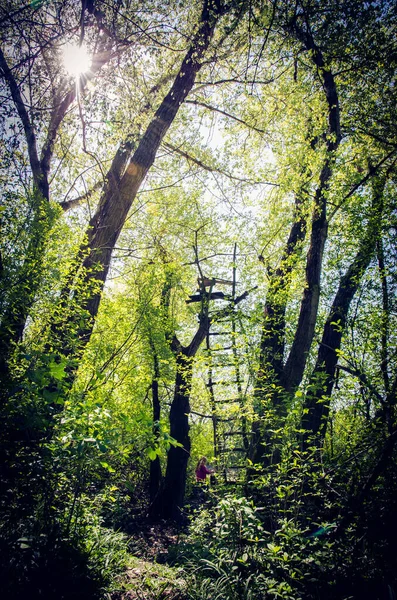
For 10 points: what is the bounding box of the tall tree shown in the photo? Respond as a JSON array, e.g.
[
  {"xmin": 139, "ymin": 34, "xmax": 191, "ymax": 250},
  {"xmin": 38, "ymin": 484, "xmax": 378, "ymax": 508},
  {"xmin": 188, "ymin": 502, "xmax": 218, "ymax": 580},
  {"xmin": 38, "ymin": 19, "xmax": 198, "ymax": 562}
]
[
  {"xmin": 52, "ymin": 0, "xmax": 232, "ymax": 357},
  {"xmin": 0, "ymin": 0, "xmax": 129, "ymax": 395},
  {"xmin": 249, "ymin": 0, "xmax": 342, "ymax": 466},
  {"xmin": 302, "ymin": 171, "xmax": 390, "ymax": 444},
  {"xmin": 247, "ymin": 0, "xmax": 397, "ymax": 468}
]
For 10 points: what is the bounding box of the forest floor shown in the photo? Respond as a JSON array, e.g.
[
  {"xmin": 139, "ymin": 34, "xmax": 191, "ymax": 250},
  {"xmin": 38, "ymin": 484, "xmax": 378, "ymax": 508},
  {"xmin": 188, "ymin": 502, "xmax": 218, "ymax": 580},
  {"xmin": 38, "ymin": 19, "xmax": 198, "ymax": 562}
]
[
  {"xmin": 109, "ymin": 485, "xmax": 217, "ymax": 599},
  {"xmin": 110, "ymin": 517, "xmax": 190, "ymax": 600}
]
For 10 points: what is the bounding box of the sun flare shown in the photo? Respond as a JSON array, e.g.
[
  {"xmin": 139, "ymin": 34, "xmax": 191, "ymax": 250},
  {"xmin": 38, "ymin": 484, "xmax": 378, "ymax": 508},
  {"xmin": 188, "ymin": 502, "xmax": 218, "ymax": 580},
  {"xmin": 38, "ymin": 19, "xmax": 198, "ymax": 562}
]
[{"xmin": 62, "ymin": 43, "xmax": 91, "ymax": 78}]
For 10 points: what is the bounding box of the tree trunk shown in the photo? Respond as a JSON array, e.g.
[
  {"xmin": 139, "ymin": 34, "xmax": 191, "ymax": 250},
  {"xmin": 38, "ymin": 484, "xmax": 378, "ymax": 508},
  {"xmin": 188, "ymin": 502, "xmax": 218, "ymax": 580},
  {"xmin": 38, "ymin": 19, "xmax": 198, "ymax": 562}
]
[
  {"xmin": 0, "ymin": 43, "xmax": 112, "ymax": 391},
  {"xmin": 249, "ymin": 196, "xmax": 307, "ymax": 466},
  {"xmin": 0, "ymin": 192, "xmax": 53, "ymax": 402},
  {"xmin": 280, "ymin": 22, "xmax": 342, "ymax": 394},
  {"xmin": 43, "ymin": 2, "xmax": 226, "ymax": 397},
  {"xmin": 149, "ymin": 350, "xmax": 162, "ymax": 504},
  {"xmin": 281, "ymin": 161, "xmax": 330, "ymax": 393},
  {"xmin": 302, "ymin": 175, "xmax": 386, "ymax": 443},
  {"xmin": 150, "ymin": 289, "xmax": 251, "ymax": 519},
  {"xmin": 249, "ymin": 21, "xmax": 341, "ymax": 467},
  {"xmin": 78, "ymin": 0, "xmax": 224, "ymax": 324},
  {"xmin": 157, "ymin": 352, "xmax": 193, "ymax": 520}
]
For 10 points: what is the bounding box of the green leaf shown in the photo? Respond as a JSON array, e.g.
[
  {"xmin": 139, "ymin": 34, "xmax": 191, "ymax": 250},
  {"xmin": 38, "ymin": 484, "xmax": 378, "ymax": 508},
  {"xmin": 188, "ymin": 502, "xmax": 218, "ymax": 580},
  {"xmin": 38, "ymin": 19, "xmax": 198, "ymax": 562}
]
[
  {"xmin": 100, "ymin": 461, "xmax": 116, "ymax": 473},
  {"xmin": 147, "ymin": 447, "xmax": 157, "ymax": 460},
  {"xmin": 43, "ymin": 389, "xmax": 60, "ymax": 404},
  {"xmin": 49, "ymin": 359, "xmax": 67, "ymax": 380}
]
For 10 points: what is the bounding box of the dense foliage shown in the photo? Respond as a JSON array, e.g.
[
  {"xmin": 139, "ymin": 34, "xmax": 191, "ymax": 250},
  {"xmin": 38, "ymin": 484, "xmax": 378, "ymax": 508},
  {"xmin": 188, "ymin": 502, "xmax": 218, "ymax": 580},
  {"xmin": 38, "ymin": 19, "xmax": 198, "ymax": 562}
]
[{"xmin": 0, "ymin": 0, "xmax": 396, "ymax": 598}]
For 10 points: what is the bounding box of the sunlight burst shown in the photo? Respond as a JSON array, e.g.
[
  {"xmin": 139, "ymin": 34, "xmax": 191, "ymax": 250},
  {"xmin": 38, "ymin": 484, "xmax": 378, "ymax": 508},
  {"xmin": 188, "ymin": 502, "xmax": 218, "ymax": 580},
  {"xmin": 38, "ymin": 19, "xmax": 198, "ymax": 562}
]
[{"xmin": 62, "ymin": 43, "xmax": 91, "ymax": 78}]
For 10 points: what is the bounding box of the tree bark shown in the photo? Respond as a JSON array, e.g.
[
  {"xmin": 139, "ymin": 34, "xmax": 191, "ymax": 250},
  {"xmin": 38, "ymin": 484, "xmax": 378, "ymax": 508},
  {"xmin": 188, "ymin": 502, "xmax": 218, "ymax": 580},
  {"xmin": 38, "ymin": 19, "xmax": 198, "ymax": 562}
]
[
  {"xmin": 151, "ymin": 289, "xmax": 251, "ymax": 519},
  {"xmin": 281, "ymin": 166, "xmax": 330, "ymax": 392},
  {"xmin": 76, "ymin": 0, "xmax": 225, "ymax": 323},
  {"xmin": 157, "ymin": 351, "xmax": 193, "ymax": 520},
  {"xmin": 257, "ymin": 193, "xmax": 307, "ymax": 395},
  {"xmin": 302, "ymin": 175, "xmax": 386, "ymax": 443},
  {"xmin": 149, "ymin": 344, "xmax": 162, "ymax": 504},
  {"xmin": 280, "ymin": 21, "xmax": 342, "ymax": 394},
  {"xmin": 249, "ymin": 16, "xmax": 342, "ymax": 467}
]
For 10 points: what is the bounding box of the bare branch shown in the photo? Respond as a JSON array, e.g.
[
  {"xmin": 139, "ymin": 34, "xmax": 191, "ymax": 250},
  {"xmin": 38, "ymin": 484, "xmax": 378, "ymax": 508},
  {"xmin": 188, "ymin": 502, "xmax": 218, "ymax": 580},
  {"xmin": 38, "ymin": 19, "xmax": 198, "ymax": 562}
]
[
  {"xmin": 185, "ymin": 98, "xmax": 267, "ymax": 134},
  {"xmin": 163, "ymin": 141, "xmax": 278, "ymax": 186},
  {"xmin": 60, "ymin": 180, "xmax": 103, "ymax": 211},
  {"xmin": 195, "ymin": 77, "xmax": 276, "ymax": 87}
]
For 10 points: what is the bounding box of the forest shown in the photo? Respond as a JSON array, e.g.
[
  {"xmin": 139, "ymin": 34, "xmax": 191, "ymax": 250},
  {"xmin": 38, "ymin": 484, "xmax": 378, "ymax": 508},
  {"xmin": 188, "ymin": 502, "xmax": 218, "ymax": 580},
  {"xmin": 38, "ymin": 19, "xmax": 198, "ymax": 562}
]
[{"xmin": 0, "ymin": 0, "xmax": 396, "ymax": 598}]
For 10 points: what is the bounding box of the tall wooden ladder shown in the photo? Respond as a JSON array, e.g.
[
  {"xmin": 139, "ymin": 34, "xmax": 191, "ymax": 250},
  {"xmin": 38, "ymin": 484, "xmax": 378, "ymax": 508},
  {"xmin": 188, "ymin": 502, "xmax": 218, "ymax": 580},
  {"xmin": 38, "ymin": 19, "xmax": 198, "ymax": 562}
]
[{"xmin": 205, "ymin": 245, "xmax": 251, "ymax": 483}]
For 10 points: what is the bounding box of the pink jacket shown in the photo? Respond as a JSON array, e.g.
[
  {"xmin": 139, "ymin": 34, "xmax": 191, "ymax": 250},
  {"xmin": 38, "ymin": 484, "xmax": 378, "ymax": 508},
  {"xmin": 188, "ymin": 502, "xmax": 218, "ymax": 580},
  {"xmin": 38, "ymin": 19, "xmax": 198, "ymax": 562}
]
[{"xmin": 196, "ymin": 464, "xmax": 212, "ymax": 481}]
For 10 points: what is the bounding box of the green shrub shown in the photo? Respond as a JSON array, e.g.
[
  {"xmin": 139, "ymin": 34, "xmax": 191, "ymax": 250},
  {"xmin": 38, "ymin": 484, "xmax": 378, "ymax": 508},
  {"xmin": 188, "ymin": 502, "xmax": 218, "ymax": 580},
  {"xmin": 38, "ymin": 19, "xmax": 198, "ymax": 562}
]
[{"xmin": 181, "ymin": 494, "xmax": 337, "ymax": 600}]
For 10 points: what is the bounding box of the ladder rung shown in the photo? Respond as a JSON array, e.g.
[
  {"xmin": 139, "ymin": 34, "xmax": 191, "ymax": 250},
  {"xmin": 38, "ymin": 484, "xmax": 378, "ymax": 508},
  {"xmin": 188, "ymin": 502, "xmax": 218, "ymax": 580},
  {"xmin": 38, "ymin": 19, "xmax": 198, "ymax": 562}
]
[
  {"xmin": 214, "ymin": 397, "xmax": 240, "ymax": 403},
  {"xmin": 210, "ymin": 346, "xmax": 233, "ymax": 351},
  {"xmin": 208, "ymin": 331, "xmax": 232, "ymax": 336},
  {"xmin": 207, "ymin": 380, "xmax": 240, "ymax": 386}
]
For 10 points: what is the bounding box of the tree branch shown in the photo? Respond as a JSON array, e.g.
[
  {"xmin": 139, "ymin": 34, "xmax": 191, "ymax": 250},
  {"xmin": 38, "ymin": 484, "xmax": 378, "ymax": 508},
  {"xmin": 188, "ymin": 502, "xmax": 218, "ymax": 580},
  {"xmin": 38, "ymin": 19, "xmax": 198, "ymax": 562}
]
[
  {"xmin": 163, "ymin": 141, "xmax": 277, "ymax": 185},
  {"xmin": 301, "ymin": 174, "xmax": 386, "ymax": 439},
  {"xmin": 60, "ymin": 179, "xmax": 103, "ymax": 211},
  {"xmin": 329, "ymin": 150, "xmax": 397, "ymax": 219},
  {"xmin": 185, "ymin": 99, "xmax": 267, "ymax": 134},
  {"xmin": 40, "ymin": 47, "xmax": 121, "ymax": 180},
  {"xmin": 336, "ymin": 364, "xmax": 384, "ymax": 405},
  {"xmin": 77, "ymin": 0, "xmax": 227, "ymax": 325},
  {"xmin": 0, "ymin": 46, "xmax": 43, "ymax": 194}
]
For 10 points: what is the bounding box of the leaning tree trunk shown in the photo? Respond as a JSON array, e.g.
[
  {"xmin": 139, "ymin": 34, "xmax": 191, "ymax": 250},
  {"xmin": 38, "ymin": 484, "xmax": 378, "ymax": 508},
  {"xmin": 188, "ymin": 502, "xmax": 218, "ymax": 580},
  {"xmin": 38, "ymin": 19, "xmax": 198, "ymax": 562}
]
[
  {"xmin": 59, "ymin": 0, "xmax": 226, "ymax": 350},
  {"xmin": 250, "ymin": 192, "xmax": 308, "ymax": 466}
]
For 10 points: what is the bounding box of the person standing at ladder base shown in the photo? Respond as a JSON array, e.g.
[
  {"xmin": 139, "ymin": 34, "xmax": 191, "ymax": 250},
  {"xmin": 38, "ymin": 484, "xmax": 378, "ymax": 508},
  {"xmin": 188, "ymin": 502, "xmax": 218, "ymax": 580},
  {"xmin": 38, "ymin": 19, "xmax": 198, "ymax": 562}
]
[{"xmin": 195, "ymin": 457, "xmax": 215, "ymax": 483}]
